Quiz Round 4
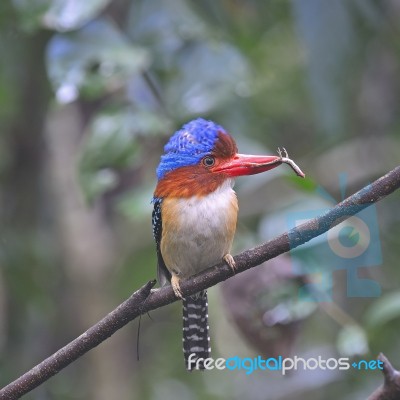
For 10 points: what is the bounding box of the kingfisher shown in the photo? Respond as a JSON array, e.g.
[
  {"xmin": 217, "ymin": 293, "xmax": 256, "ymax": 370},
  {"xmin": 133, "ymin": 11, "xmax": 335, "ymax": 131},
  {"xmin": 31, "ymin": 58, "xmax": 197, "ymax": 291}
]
[{"xmin": 152, "ymin": 118, "xmax": 304, "ymax": 370}]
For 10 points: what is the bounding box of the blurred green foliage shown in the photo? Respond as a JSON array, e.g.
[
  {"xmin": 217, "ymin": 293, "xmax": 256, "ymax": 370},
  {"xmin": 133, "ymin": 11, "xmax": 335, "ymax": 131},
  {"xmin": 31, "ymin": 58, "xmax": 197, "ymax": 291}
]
[{"xmin": 0, "ymin": 0, "xmax": 400, "ymax": 399}]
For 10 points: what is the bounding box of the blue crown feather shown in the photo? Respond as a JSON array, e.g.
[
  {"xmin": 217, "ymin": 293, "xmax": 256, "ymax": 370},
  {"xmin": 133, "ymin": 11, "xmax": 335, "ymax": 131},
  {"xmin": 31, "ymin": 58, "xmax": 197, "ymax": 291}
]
[{"xmin": 156, "ymin": 118, "xmax": 227, "ymax": 180}]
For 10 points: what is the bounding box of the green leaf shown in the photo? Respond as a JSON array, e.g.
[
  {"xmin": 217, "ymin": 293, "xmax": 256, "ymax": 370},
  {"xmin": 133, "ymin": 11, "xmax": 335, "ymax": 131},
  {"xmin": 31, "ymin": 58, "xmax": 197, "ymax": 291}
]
[
  {"xmin": 128, "ymin": 0, "xmax": 250, "ymax": 118},
  {"xmin": 285, "ymin": 174, "xmax": 318, "ymax": 192},
  {"xmin": 11, "ymin": 0, "xmax": 51, "ymax": 32},
  {"xmin": 128, "ymin": 0, "xmax": 208, "ymax": 51},
  {"xmin": 166, "ymin": 41, "xmax": 250, "ymax": 118},
  {"xmin": 80, "ymin": 168, "xmax": 119, "ymax": 203},
  {"xmin": 46, "ymin": 19, "xmax": 150, "ymax": 102},
  {"xmin": 79, "ymin": 110, "xmax": 139, "ymax": 176},
  {"xmin": 78, "ymin": 108, "xmax": 171, "ymax": 201},
  {"xmin": 42, "ymin": 0, "xmax": 112, "ymax": 31}
]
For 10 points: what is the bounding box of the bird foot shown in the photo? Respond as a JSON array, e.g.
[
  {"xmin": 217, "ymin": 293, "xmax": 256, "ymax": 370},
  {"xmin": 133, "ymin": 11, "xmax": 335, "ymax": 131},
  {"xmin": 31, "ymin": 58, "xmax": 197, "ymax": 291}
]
[
  {"xmin": 171, "ymin": 275, "xmax": 184, "ymax": 299},
  {"xmin": 223, "ymin": 254, "xmax": 236, "ymax": 273}
]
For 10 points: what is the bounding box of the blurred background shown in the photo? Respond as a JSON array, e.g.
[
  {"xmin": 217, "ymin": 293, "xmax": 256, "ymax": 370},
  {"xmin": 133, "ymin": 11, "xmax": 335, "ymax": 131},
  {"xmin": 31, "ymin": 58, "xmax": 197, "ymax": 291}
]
[{"xmin": 0, "ymin": 0, "xmax": 400, "ymax": 399}]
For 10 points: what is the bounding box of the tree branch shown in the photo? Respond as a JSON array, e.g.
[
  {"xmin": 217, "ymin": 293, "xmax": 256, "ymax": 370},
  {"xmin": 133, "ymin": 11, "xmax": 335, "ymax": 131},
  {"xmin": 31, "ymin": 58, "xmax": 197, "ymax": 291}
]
[{"xmin": 1, "ymin": 165, "xmax": 400, "ymax": 399}]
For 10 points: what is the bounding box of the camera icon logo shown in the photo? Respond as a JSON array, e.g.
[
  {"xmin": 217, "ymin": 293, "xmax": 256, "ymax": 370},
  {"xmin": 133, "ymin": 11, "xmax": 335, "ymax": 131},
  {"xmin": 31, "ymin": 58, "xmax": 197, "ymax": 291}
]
[
  {"xmin": 327, "ymin": 216, "xmax": 370, "ymax": 259},
  {"xmin": 287, "ymin": 176, "xmax": 382, "ymax": 300}
]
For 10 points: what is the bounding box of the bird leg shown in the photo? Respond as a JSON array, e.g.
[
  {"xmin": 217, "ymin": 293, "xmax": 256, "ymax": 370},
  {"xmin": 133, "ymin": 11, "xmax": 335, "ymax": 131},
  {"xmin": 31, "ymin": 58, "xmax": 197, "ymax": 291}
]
[
  {"xmin": 223, "ymin": 254, "xmax": 236, "ymax": 273},
  {"xmin": 171, "ymin": 274, "xmax": 184, "ymax": 299}
]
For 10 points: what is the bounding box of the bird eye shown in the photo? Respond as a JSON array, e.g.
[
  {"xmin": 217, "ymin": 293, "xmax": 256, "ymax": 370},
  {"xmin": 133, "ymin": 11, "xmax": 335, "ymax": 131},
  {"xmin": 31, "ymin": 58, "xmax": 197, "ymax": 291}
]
[{"xmin": 202, "ymin": 156, "xmax": 215, "ymax": 167}]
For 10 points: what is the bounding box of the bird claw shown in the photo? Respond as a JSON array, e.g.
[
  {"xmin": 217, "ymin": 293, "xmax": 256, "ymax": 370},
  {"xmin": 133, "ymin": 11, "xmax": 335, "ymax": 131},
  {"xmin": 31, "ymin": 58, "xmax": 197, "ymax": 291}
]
[
  {"xmin": 223, "ymin": 254, "xmax": 236, "ymax": 273},
  {"xmin": 171, "ymin": 275, "xmax": 184, "ymax": 299}
]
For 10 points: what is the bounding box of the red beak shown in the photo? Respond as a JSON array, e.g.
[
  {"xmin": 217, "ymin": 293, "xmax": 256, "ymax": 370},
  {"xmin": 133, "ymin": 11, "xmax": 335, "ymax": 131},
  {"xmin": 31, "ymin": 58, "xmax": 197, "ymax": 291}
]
[{"xmin": 213, "ymin": 154, "xmax": 283, "ymax": 177}]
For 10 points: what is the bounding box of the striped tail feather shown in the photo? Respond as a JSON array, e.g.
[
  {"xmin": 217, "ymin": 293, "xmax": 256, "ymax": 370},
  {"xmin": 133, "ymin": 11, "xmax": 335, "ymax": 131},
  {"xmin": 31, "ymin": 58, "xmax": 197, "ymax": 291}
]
[{"xmin": 182, "ymin": 290, "xmax": 210, "ymax": 370}]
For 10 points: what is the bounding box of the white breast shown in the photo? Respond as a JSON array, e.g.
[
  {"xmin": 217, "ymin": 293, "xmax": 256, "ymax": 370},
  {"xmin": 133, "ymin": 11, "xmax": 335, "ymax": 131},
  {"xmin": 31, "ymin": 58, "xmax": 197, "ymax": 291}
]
[{"xmin": 161, "ymin": 179, "xmax": 238, "ymax": 278}]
